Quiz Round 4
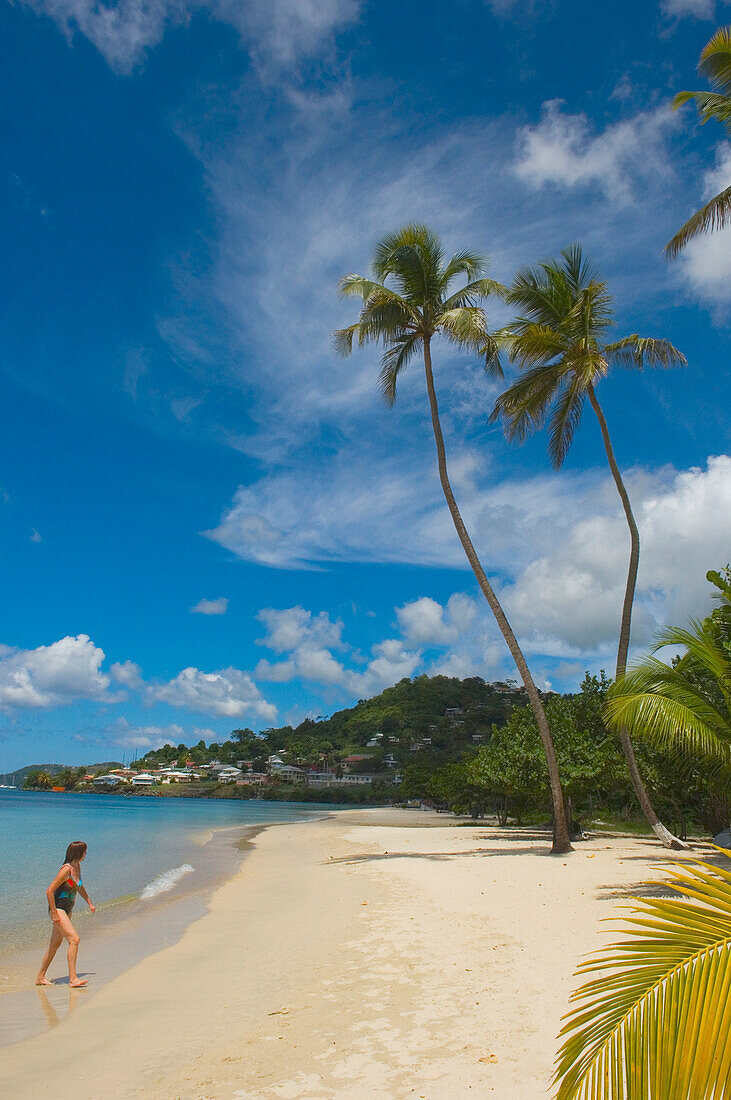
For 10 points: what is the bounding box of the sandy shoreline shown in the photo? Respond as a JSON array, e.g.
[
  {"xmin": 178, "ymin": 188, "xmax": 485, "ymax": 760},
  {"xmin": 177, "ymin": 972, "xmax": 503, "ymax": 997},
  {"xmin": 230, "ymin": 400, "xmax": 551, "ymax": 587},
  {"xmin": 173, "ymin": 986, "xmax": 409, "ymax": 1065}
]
[{"xmin": 2, "ymin": 808, "xmax": 719, "ymax": 1099}]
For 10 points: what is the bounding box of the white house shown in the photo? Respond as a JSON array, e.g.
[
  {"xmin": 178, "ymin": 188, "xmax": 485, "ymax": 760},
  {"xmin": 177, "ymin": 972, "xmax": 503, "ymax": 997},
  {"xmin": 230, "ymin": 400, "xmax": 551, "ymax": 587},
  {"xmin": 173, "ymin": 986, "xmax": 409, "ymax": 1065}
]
[
  {"xmin": 215, "ymin": 767, "xmax": 243, "ymax": 783},
  {"xmin": 131, "ymin": 773, "xmax": 156, "ymax": 786},
  {"xmin": 271, "ymin": 764, "xmax": 305, "ymax": 782},
  {"xmin": 92, "ymin": 774, "xmax": 124, "ymax": 787}
]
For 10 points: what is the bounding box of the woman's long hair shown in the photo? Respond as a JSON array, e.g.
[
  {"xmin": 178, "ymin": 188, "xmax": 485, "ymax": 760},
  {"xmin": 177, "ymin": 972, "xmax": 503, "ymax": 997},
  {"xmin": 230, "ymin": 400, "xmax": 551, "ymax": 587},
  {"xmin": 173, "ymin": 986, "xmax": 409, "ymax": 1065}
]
[{"xmin": 64, "ymin": 841, "xmax": 87, "ymax": 864}]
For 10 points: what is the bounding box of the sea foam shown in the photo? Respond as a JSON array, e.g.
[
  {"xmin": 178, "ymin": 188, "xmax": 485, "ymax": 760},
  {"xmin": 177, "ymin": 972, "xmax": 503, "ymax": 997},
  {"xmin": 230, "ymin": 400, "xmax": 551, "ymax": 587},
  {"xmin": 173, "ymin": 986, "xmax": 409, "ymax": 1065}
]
[{"xmin": 140, "ymin": 864, "xmax": 194, "ymax": 900}]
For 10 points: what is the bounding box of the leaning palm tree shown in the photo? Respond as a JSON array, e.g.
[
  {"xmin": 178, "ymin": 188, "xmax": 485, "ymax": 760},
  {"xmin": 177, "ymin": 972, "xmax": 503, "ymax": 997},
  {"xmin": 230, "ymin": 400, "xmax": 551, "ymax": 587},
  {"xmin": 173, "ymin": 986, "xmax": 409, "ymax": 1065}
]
[
  {"xmin": 666, "ymin": 26, "xmax": 731, "ymax": 256},
  {"xmin": 605, "ymin": 570, "xmax": 731, "ymax": 782},
  {"xmin": 334, "ymin": 224, "xmax": 573, "ymax": 853},
  {"xmin": 553, "ymin": 857, "xmax": 731, "ymax": 1098},
  {"xmin": 490, "ymin": 245, "xmax": 686, "ymax": 849}
]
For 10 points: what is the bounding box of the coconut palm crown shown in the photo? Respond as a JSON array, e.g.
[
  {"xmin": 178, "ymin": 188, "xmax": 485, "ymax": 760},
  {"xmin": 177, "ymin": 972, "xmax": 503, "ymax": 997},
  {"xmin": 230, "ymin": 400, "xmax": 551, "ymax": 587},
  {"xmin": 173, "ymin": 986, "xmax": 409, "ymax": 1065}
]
[
  {"xmin": 667, "ymin": 26, "xmax": 731, "ymax": 256},
  {"xmin": 489, "ymin": 245, "xmax": 685, "ymax": 469},
  {"xmin": 334, "ymin": 224, "xmax": 574, "ymax": 854},
  {"xmin": 490, "ymin": 244, "xmax": 687, "ymax": 849},
  {"xmin": 334, "ymin": 223, "xmax": 504, "ymax": 400}
]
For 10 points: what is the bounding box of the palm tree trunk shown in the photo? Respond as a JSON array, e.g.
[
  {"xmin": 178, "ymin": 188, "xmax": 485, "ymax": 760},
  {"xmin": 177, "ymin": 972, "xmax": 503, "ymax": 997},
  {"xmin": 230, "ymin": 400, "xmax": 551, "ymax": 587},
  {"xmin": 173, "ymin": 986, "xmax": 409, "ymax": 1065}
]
[
  {"xmin": 587, "ymin": 385, "xmax": 685, "ymax": 850},
  {"xmin": 423, "ymin": 339, "xmax": 572, "ymax": 854}
]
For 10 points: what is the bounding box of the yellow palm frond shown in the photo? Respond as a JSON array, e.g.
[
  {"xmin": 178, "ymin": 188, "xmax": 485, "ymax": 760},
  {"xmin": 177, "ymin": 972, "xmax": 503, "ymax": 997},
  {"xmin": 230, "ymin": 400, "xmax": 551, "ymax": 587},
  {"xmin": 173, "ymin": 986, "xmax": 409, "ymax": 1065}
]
[{"xmin": 553, "ymin": 857, "xmax": 731, "ymax": 1099}]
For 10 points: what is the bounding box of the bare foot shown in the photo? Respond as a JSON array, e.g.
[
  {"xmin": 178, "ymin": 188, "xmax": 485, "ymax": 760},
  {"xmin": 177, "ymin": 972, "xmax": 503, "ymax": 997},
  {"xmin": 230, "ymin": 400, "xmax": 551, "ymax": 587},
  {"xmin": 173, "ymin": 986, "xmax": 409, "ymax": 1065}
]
[
  {"xmin": 69, "ymin": 978, "xmax": 88, "ymax": 988},
  {"xmin": 35, "ymin": 977, "xmax": 53, "ymax": 986}
]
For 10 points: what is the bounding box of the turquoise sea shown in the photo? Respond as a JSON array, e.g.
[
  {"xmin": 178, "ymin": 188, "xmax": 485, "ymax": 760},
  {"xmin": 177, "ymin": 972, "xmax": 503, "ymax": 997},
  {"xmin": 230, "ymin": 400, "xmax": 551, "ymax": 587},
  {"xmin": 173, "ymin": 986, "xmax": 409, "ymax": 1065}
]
[{"xmin": 0, "ymin": 788, "xmax": 319, "ymax": 937}]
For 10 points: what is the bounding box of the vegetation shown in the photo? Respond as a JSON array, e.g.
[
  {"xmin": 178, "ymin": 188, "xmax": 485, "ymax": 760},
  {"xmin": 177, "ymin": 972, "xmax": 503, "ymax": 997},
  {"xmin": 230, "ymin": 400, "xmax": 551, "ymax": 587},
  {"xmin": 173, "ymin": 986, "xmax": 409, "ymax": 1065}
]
[
  {"xmin": 334, "ymin": 223, "xmax": 572, "ymax": 853},
  {"xmin": 553, "ymin": 857, "xmax": 731, "ymax": 1099},
  {"xmin": 490, "ymin": 245, "xmax": 686, "ymax": 848},
  {"xmin": 606, "ymin": 568, "xmax": 731, "ymax": 795},
  {"xmin": 667, "ymin": 26, "xmax": 731, "ymax": 256}
]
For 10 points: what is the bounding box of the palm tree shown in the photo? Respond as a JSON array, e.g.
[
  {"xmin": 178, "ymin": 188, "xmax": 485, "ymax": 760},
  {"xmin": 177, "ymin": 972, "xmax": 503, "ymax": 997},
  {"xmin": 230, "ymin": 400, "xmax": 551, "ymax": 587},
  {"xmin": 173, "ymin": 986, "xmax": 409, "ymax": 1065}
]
[
  {"xmin": 605, "ymin": 569, "xmax": 731, "ymax": 783},
  {"xmin": 552, "ymin": 857, "xmax": 731, "ymax": 1099},
  {"xmin": 666, "ymin": 27, "xmax": 731, "ymax": 256},
  {"xmin": 490, "ymin": 245, "xmax": 686, "ymax": 849},
  {"xmin": 334, "ymin": 224, "xmax": 573, "ymax": 853}
]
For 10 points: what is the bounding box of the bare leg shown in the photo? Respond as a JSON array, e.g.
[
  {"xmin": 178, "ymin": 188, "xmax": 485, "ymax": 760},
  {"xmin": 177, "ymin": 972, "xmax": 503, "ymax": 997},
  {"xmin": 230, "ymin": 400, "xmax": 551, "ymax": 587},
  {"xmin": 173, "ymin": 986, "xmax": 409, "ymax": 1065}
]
[
  {"xmin": 36, "ymin": 924, "xmax": 63, "ymax": 985},
  {"xmin": 55, "ymin": 910, "xmax": 87, "ymax": 988}
]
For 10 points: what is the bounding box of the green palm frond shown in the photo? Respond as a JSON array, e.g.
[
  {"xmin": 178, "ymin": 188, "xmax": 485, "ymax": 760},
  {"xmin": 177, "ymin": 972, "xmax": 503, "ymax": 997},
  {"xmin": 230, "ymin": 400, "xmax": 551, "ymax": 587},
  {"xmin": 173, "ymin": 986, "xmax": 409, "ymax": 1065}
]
[
  {"xmin": 698, "ymin": 25, "xmax": 731, "ymax": 96},
  {"xmin": 547, "ymin": 374, "xmax": 587, "ymax": 469},
  {"xmin": 442, "ymin": 278, "xmax": 506, "ymax": 310},
  {"xmin": 332, "ymin": 323, "xmax": 360, "ymax": 357},
  {"xmin": 372, "ymin": 224, "xmax": 444, "ymax": 303},
  {"xmin": 437, "ymin": 306, "xmax": 489, "ymax": 349},
  {"xmin": 604, "ymin": 336, "xmax": 687, "ymax": 370},
  {"xmin": 378, "ymin": 332, "xmax": 422, "ymax": 405},
  {"xmin": 553, "ymin": 858, "xmax": 731, "ymax": 1099},
  {"xmin": 605, "ymin": 615, "xmax": 731, "ymax": 776},
  {"xmin": 674, "ymin": 89, "xmax": 731, "ymax": 127},
  {"xmin": 439, "ymin": 250, "xmax": 487, "ymax": 288},
  {"xmin": 489, "ymin": 360, "xmax": 566, "ymax": 440},
  {"xmin": 507, "ymin": 323, "xmax": 568, "ymax": 367},
  {"xmin": 665, "ymin": 186, "xmax": 731, "ymax": 256}
]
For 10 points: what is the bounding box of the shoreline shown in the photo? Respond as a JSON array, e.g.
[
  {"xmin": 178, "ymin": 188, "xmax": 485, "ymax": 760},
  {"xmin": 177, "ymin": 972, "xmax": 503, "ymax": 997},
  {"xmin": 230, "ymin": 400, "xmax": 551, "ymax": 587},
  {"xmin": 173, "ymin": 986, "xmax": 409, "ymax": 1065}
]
[
  {"xmin": 0, "ymin": 819, "xmax": 301, "ymax": 1048},
  {"xmin": 1, "ymin": 807, "xmax": 722, "ymax": 1099}
]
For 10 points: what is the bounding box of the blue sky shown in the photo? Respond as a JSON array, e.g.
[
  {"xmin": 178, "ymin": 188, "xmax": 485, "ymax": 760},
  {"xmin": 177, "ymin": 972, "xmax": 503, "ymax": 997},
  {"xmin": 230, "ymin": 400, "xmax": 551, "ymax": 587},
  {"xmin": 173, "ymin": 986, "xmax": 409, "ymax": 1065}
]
[{"xmin": 1, "ymin": 0, "xmax": 730, "ymax": 770}]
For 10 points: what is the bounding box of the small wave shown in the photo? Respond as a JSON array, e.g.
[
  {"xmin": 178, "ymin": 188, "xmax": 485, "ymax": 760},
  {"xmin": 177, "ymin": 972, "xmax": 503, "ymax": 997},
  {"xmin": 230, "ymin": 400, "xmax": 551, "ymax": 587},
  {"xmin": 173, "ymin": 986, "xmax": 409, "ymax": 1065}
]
[{"xmin": 140, "ymin": 864, "xmax": 194, "ymax": 900}]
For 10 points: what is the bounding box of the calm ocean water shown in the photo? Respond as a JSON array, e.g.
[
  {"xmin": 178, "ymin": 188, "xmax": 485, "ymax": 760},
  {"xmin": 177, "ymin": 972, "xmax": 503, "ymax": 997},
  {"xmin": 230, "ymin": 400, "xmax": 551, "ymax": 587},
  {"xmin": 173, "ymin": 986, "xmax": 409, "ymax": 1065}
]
[{"xmin": 0, "ymin": 788, "xmax": 319, "ymax": 935}]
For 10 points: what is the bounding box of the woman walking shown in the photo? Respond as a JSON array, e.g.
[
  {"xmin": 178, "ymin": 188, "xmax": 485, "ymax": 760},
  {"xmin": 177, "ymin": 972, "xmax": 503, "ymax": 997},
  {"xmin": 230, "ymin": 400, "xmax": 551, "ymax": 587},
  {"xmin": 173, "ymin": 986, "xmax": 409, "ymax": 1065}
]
[{"xmin": 36, "ymin": 841, "xmax": 95, "ymax": 988}]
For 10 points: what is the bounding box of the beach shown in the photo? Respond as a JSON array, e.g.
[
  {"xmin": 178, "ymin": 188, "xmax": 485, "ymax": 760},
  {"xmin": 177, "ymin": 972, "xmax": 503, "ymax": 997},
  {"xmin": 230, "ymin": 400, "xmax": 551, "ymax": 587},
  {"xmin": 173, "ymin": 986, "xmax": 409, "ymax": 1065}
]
[{"xmin": 2, "ymin": 808, "xmax": 716, "ymax": 1099}]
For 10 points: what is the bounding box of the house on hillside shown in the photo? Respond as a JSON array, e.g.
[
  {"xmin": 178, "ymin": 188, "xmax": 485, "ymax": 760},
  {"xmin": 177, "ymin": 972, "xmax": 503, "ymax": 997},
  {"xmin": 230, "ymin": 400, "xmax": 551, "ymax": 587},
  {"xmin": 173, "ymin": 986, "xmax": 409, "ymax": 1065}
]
[
  {"xmin": 92, "ymin": 774, "xmax": 124, "ymax": 788},
  {"xmin": 131, "ymin": 773, "xmax": 156, "ymax": 786}
]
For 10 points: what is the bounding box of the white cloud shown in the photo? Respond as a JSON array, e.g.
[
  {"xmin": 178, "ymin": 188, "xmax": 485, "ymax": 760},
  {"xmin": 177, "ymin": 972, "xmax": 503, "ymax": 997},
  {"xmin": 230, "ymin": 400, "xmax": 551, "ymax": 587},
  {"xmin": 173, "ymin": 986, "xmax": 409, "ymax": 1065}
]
[
  {"xmin": 17, "ymin": 0, "xmax": 360, "ymax": 75},
  {"xmin": 396, "ymin": 594, "xmax": 478, "ymax": 646},
  {"xmin": 206, "ymin": 446, "xmax": 602, "ymax": 571},
  {"xmin": 674, "ymin": 142, "xmax": 731, "ymax": 311},
  {"xmin": 513, "ymin": 100, "xmax": 676, "ymax": 203},
  {"xmin": 255, "ymin": 605, "xmax": 419, "ymax": 695},
  {"xmin": 107, "ymin": 718, "xmax": 187, "ymax": 750},
  {"xmin": 109, "ymin": 659, "xmax": 144, "ymax": 690},
  {"xmin": 502, "ymin": 455, "xmax": 731, "ymax": 656},
  {"xmin": 661, "ymin": 0, "xmax": 715, "ymax": 18},
  {"xmin": 148, "ymin": 665, "xmax": 277, "ymax": 721},
  {"xmin": 29, "ymin": 528, "xmax": 42, "ymax": 543},
  {"xmin": 190, "ymin": 596, "xmax": 228, "ymax": 615},
  {"xmin": 0, "ymin": 634, "xmax": 118, "ymax": 709}
]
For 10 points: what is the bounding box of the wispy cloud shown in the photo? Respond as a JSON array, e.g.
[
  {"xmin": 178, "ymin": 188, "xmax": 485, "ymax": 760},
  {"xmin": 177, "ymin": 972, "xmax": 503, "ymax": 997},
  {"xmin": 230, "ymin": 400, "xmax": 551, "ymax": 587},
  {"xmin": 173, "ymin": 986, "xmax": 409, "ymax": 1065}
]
[
  {"xmin": 16, "ymin": 0, "xmax": 361, "ymax": 75},
  {"xmin": 660, "ymin": 0, "xmax": 716, "ymax": 19}
]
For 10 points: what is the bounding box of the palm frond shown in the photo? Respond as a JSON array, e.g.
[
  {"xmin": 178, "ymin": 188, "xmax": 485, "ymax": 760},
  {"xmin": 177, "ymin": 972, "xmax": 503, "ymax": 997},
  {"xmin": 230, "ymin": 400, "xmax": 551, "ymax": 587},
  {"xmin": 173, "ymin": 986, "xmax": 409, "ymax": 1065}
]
[
  {"xmin": 436, "ymin": 306, "xmax": 489, "ymax": 351},
  {"xmin": 439, "ymin": 250, "xmax": 487, "ymax": 289},
  {"xmin": 553, "ymin": 859, "xmax": 731, "ymax": 1099},
  {"xmin": 490, "ymin": 360, "xmax": 566, "ymax": 440},
  {"xmin": 547, "ymin": 375, "xmax": 587, "ymax": 469},
  {"xmin": 378, "ymin": 332, "xmax": 422, "ymax": 405},
  {"xmin": 442, "ymin": 278, "xmax": 506, "ymax": 310},
  {"xmin": 698, "ymin": 25, "xmax": 731, "ymax": 97},
  {"xmin": 673, "ymin": 89, "xmax": 731, "ymax": 127},
  {"xmin": 604, "ymin": 336, "xmax": 687, "ymax": 370},
  {"xmin": 508, "ymin": 323, "xmax": 568, "ymax": 367},
  {"xmin": 372, "ymin": 224, "xmax": 444, "ymax": 303},
  {"xmin": 665, "ymin": 185, "xmax": 731, "ymax": 256},
  {"xmin": 605, "ymin": 614, "xmax": 731, "ymax": 774},
  {"xmin": 332, "ymin": 323, "xmax": 360, "ymax": 357}
]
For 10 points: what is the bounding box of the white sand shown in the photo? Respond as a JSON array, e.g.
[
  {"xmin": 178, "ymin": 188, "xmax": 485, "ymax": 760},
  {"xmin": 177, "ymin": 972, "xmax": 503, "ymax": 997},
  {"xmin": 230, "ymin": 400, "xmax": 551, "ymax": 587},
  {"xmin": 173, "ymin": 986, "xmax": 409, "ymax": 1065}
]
[{"xmin": 1, "ymin": 810, "xmax": 715, "ymax": 1099}]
